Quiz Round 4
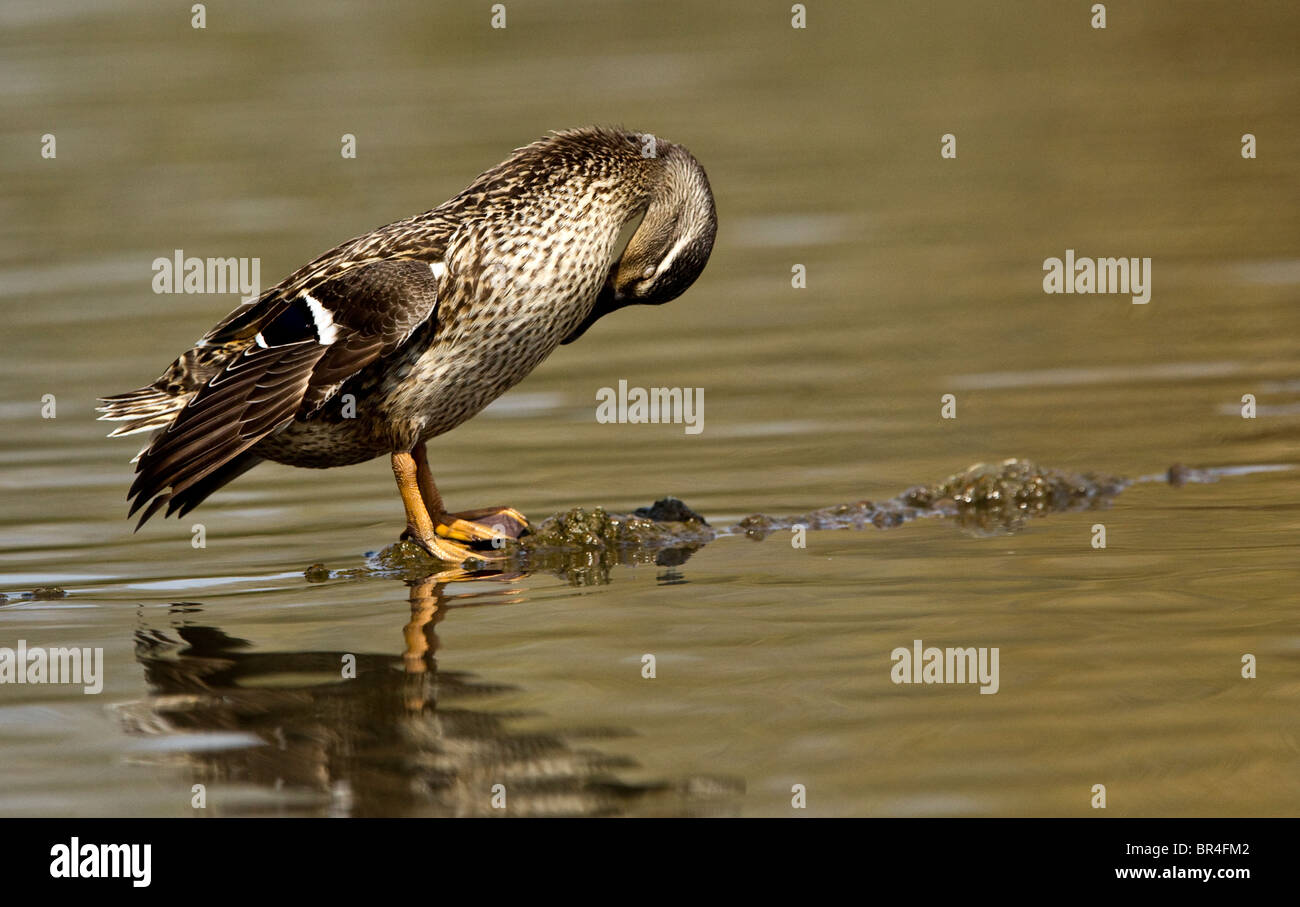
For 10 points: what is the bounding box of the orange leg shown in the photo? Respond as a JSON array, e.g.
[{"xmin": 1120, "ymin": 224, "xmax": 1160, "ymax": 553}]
[
  {"xmin": 412, "ymin": 442, "xmax": 448, "ymax": 514},
  {"xmin": 392, "ymin": 451, "xmax": 476, "ymax": 562},
  {"xmin": 412, "ymin": 442, "xmax": 530, "ymax": 546}
]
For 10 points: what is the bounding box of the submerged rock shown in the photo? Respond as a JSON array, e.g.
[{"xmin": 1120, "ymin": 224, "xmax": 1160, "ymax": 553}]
[
  {"xmin": 0, "ymin": 587, "xmax": 71, "ymax": 604},
  {"xmin": 741, "ymin": 459, "xmax": 1123, "ymax": 539},
  {"xmin": 368, "ymin": 539, "xmax": 460, "ymax": 575},
  {"xmin": 920, "ymin": 459, "xmax": 1126, "ymax": 534},
  {"xmin": 524, "ymin": 505, "xmax": 713, "ymax": 551},
  {"xmin": 303, "ymin": 563, "xmax": 332, "ymax": 582},
  {"xmin": 519, "ymin": 505, "xmax": 715, "ymax": 582},
  {"xmin": 932, "ymin": 459, "xmax": 1122, "ymax": 509},
  {"xmin": 633, "ymin": 497, "xmax": 709, "ymax": 525}
]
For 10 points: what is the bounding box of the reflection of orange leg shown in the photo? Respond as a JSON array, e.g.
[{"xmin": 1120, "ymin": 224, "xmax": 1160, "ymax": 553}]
[
  {"xmin": 392, "ymin": 451, "xmax": 475, "ymax": 562},
  {"xmin": 412, "ymin": 441, "xmax": 530, "ymax": 547},
  {"xmin": 404, "ymin": 576, "xmax": 444, "ymax": 674},
  {"xmin": 401, "ymin": 576, "xmax": 449, "ymax": 711}
]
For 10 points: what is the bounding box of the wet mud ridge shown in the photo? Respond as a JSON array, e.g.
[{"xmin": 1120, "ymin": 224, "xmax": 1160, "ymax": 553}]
[{"xmin": 367, "ymin": 458, "xmax": 1292, "ymax": 581}]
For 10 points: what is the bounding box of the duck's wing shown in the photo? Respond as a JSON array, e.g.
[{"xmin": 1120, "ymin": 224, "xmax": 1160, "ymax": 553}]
[{"xmin": 122, "ymin": 239, "xmax": 452, "ymax": 527}]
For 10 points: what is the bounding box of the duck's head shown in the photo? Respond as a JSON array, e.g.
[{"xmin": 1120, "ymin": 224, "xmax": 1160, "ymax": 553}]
[
  {"xmin": 563, "ymin": 137, "xmax": 717, "ymax": 343},
  {"xmin": 610, "ymin": 141, "xmax": 717, "ymax": 305}
]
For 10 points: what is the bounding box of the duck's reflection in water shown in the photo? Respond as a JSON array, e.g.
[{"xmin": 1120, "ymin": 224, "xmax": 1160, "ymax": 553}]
[{"xmin": 117, "ymin": 571, "xmax": 742, "ymax": 817}]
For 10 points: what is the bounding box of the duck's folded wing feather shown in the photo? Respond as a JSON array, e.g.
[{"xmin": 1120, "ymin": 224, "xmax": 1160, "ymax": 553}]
[{"xmin": 128, "ymin": 258, "xmax": 444, "ymax": 525}]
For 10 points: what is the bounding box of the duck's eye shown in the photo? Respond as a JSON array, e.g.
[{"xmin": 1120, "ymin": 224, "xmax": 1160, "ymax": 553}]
[{"xmin": 641, "ymin": 266, "xmax": 655, "ymax": 279}]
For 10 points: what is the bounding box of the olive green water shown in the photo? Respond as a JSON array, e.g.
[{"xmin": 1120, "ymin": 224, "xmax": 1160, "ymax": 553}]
[{"xmin": 1, "ymin": 1, "xmax": 1298, "ymax": 817}]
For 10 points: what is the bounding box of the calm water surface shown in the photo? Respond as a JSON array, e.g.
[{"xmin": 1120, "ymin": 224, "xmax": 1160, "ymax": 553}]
[{"xmin": 1, "ymin": 1, "xmax": 1298, "ymax": 816}]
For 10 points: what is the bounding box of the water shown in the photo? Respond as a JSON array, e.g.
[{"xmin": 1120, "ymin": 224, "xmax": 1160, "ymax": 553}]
[{"xmin": 1, "ymin": 0, "xmax": 1297, "ymax": 816}]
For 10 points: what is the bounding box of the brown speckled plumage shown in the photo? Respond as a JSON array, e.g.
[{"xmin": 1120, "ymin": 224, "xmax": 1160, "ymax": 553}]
[{"xmin": 99, "ymin": 127, "xmax": 717, "ymax": 537}]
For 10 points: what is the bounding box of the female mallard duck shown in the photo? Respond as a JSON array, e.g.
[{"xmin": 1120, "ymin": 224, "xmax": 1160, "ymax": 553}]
[{"xmin": 99, "ymin": 127, "xmax": 717, "ymax": 562}]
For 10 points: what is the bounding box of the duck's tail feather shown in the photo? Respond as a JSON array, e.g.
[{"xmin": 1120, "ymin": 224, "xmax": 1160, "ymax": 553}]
[{"xmin": 96, "ymin": 385, "xmax": 193, "ymax": 438}]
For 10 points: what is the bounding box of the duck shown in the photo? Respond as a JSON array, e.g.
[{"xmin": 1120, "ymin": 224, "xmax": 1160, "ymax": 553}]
[{"xmin": 99, "ymin": 127, "xmax": 718, "ymax": 562}]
